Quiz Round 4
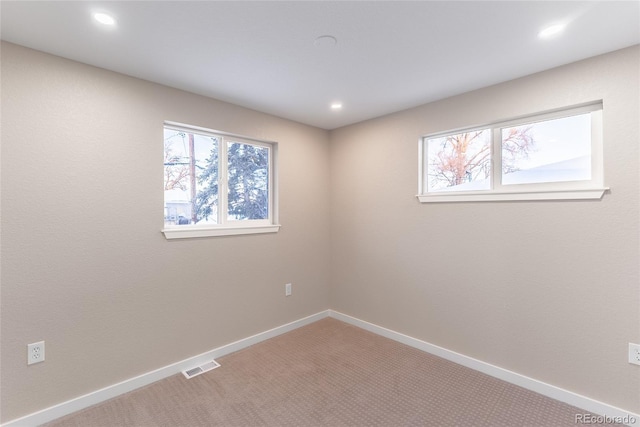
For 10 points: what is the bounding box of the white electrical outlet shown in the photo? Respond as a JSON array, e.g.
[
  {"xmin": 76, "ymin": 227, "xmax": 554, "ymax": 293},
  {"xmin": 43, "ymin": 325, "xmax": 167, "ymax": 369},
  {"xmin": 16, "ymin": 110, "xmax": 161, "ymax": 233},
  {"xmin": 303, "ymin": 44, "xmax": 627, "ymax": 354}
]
[
  {"xmin": 285, "ymin": 283, "xmax": 292, "ymax": 296},
  {"xmin": 27, "ymin": 341, "xmax": 45, "ymax": 365},
  {"xmin": 629, "ymin": 343, "xmax": 640, "ymax": 366}
]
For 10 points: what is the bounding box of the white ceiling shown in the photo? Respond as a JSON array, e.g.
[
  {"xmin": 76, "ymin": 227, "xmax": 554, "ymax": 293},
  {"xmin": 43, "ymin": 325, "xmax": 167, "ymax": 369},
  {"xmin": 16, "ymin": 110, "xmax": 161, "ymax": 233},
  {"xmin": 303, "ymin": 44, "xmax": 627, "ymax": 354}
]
[{"xmin": 1, "ymin": 1, "xmax": 639, "ymax": 130}]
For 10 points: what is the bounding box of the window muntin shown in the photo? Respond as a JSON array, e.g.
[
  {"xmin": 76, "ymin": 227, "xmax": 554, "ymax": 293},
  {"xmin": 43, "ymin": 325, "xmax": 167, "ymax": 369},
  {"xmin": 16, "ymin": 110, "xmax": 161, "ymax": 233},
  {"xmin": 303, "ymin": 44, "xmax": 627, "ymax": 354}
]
[
  {"xmin": 419, "ymin": 103, "xmax": 605, "ymax": 202},
  {"xmin": 163, "ymin": 123, "xmax": 277, "ymax": 238}
]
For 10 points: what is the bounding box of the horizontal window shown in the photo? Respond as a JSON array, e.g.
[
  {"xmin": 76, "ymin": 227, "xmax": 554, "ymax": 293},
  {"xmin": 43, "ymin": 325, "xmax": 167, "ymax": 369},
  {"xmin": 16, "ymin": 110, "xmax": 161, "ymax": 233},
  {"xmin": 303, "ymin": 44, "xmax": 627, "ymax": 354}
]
[
  {"xmin": 418, "ymin": 103, "xmax": 607, "ymax": 203},
  {"xmin": 162, "ymin": 123, "xmax": 279, "ymax": 239}
]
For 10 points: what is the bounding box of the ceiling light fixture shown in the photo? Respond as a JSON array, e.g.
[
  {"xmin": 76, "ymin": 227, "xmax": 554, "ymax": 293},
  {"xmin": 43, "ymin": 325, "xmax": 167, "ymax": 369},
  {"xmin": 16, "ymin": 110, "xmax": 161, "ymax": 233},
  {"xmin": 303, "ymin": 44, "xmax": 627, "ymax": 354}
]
[
  {"xmin": 330, "ymin": 102, "xmax": 343, "ymax": 110},
  {"xmin": 538, "ymin": 23, "xmax": 565, "ymax": 39},
  {"xmin": 93, "ymin": 12, "xmax": 116, "ymax": 26}
]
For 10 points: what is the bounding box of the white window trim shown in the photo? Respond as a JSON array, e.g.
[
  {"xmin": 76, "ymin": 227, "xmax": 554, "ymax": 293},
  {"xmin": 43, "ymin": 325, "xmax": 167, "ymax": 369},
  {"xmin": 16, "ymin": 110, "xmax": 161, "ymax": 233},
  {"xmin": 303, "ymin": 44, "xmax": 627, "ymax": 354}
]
[
  {"xmin": 162, "ymin": 223, "xmax": 281, "ymax": 240},
  {"xmin": 162, "ymin": 122, "xmax": 280, "ymax": 239},
  {"xmin": 417, "ymin": 188, "xmax": 607, "ymax": 203},
  {"xmin": 417, "ymin": 102, "xmax": 608, "ymax": 203}
]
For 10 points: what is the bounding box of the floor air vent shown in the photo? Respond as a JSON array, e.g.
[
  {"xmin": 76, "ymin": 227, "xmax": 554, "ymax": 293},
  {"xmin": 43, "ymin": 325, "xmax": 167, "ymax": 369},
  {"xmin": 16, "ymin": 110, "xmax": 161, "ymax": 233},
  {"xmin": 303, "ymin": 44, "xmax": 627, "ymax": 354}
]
[{"xmin": 182, "ymin": 360, "xmax": 220, "ymax": 379}]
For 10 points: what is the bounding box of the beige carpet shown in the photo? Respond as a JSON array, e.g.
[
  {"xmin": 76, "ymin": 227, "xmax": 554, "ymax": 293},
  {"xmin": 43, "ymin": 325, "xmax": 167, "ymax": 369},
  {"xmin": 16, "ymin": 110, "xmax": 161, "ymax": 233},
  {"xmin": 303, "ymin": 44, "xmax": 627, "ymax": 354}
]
[{"xmin": 44, "ymin": 318, "xmax": 613, "ymax": 426}]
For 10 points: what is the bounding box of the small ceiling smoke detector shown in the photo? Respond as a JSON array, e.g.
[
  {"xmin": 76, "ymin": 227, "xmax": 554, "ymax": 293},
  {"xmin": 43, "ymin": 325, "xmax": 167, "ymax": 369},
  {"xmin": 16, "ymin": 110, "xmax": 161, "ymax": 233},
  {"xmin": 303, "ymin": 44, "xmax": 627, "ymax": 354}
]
[
  {"xmin": 538, "ymin": 23, "xmax": 565, "ymax": 39},
  {"xmin": 314, "ymin": 35, "xmax": 337, "ymax": 48},
  {"xmin": 93, "ymin": 12, "xmax": 116, "ymax": 26}
]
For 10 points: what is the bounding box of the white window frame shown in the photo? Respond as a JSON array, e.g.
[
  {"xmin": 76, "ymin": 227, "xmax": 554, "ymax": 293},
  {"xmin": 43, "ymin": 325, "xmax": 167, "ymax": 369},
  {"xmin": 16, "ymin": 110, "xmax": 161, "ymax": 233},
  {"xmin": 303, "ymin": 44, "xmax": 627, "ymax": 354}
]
[
  {"xmin": 162, "ymin": 122, "xmax": 279, "ymax": 239},
  {"xmin": 417, "ymin": 102, "xmax": 608, "ymax": 203}
]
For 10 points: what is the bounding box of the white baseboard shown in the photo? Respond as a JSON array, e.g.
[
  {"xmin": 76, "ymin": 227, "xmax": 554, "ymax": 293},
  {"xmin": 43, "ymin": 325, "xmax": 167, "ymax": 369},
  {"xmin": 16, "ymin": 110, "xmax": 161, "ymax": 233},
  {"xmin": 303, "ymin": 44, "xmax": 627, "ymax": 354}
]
[
  {"xmin": 2, "ymin": 310, "xmax": 330, "ymax": 427},
  {"xmin": 328, "ymin": 310, "xmax": 640, "ymax": 426},
  {"xmin": 5, "ymin": 309, "xmax": 638, "ymax": 426}
]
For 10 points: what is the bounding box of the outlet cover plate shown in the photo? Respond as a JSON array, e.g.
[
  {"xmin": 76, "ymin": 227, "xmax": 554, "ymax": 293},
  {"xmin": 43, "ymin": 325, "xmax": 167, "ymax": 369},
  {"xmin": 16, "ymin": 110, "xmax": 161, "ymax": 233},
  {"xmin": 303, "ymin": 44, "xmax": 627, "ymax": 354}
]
[
  {"xmin": 27, "ymin": 341, "xmax": 45, "ymax": 365},
  {"xmin": 285, "ymin": 283, "xmax": 292, "ymax": 296},
  {"xmin": 629, "ymin": 343, "xmax": 640, "ymax": 366}
]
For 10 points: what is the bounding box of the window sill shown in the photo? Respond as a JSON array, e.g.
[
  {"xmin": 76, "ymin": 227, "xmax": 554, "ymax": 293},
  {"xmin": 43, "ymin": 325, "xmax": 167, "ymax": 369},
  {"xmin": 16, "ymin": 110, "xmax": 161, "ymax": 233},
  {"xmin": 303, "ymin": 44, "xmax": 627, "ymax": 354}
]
[
  {"xmin": 416, "ymin": 188, "xmax": 609, "ymax": 203},
  {"xmin": 162, "ymin": 224, "xmax": 281, "ymax": 240}
]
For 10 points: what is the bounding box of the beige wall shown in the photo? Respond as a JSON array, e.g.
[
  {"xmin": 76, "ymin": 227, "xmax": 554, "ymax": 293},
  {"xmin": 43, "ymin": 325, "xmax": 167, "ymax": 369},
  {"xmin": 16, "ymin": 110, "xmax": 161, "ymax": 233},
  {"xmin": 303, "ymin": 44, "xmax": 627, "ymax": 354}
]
[
  {"xmin": 2, "ymin": 41, "xmax": 639, "ymax": 422},
  {"xmin": 329, "ymin": 45, "xmax": 640, "ymax": 413},
  {"xmin": 0, "ymin": 42, "xmax": 331, "ymax": 422}
]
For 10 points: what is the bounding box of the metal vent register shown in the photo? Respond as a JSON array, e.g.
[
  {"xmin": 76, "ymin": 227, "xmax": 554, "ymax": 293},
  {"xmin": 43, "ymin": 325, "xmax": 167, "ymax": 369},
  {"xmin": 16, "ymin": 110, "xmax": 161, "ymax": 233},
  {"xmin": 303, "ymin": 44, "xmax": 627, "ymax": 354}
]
[{"xmin": 182, "ymin": 360, "xmax": 220, "ymax": 379}]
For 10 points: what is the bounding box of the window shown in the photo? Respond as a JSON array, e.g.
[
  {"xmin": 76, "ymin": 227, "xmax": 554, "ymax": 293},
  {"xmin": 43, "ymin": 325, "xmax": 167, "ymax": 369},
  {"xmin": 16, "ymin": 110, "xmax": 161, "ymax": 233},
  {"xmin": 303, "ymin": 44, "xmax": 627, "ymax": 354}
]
[
  {"xmin": 162, "ymin": 123, "xmax": 279, "ymax": 239},
  {"xmin": 418, "ymin": 102, "xmax": 606, "ymax": 202}
]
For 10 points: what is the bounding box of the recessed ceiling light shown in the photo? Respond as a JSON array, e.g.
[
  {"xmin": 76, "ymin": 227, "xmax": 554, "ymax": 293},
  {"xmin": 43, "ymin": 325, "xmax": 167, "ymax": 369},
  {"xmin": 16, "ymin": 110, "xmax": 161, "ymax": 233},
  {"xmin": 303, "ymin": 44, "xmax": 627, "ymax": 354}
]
[
  {"xmin": 330, "ymin": 102, "xmax": 343, "ymax": 110},
  {"xmin": 93, "ymin": 12, "xmax": 116, "ymax": 26},
  {"xmin": 538, "ymin": 23, "xmax": 565, "ymax": 39}
]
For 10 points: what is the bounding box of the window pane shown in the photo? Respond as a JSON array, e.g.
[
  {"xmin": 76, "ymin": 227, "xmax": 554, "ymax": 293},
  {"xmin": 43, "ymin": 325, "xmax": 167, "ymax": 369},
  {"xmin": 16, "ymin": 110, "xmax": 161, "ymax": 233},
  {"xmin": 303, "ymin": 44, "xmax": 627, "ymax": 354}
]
[
  {"xmin": 426, "ymin": 129, "xmax": 492, "ymax": 192},
  {"xmin": 163, "ymin": 128, "xmax": 219, "ymax": 226},
  {"xmin": 502, "ymin": 113, "xmax": 591, "ymax": 185},
  {"xmin": 227, "ymin": 141, "xmax": 269, "ymax": 220}
]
